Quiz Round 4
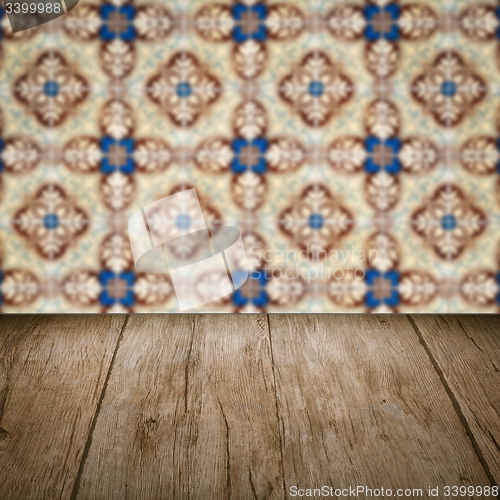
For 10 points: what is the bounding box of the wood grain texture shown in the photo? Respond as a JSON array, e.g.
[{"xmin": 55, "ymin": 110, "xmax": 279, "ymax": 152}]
[
  {"xmin": 410, "ymin": 315, "xmax": 500, "ymax": 484},
  {"xmin": 75, "ymin": 314, "xmax": 283, "ymax": 500},
  {"xmin": 0, "ymin": 315, "xmax": 126, "ymax": 500},
  {"xmin": 268, "ymin": 315, "xmax": 491, "ymax": 496}
]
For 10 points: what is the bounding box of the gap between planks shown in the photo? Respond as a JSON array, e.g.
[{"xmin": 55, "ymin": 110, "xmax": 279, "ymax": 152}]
[
  {"xmin": 0, "ymin": 315, "xmax": 127, "ymax": 500},
  {"xmin": 268, "ymin": 315, "xmax": 492, "ymax": 497},
  {"xmin": 70, "ymin": 315, "xmax": 130, "ymax": 500},
  {"xmin": 409, "ymin": 315, "xmax": 500, "ymax": 490},
  {"xmin": 407, "ymin": 316, "xmax": 497, "ymax": 488}
]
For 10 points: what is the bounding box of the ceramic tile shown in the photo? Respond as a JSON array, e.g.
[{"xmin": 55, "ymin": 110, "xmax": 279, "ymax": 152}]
[{"xmin": 1, "ymin": 0, "xmax": 500, "ymax": 312}]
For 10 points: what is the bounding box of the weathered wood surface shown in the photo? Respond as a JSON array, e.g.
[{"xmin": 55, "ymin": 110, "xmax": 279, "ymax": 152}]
[
  {"xmin": 0, "ymin": 314, "xmax": 499, "ymax": 500},
  {"xmin": 0, "ymin": 315, "xmax": 126, "ymax": 500},
  {"xmin": 269, "ymin": 315, "xmax": 491, "ymax": 496},
  {"xmin": 410, "ymin": 315, "xmax": 500, "ymax": 485},
  {"xmin": 74, "ymin": 315, "xmax": 283, "ymax": 500}
]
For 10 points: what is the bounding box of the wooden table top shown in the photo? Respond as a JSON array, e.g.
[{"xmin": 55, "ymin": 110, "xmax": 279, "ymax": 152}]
[{"xmin": 0, "ymin": 315, "xmax": 499, "ymax": 499}]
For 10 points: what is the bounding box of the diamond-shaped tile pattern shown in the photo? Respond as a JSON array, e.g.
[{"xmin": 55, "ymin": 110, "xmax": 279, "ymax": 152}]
[{"xmin": 0, "ymin": 0, "xmax": 499, "ymax": 312}]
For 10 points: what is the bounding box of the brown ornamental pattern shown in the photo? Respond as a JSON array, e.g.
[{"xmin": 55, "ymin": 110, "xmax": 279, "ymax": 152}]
[
  {"xmin": 278, "ymin": 51, "xmax": 354, "ymax": 127},
  {"xmin": 411, "ymin": 51, "xmax": 487, "ymax": 128},
  {"xmin": 279, "ymin": 184, "xmax": 354, "ymax": 259},
  {"xmin": 410, "ymin": 185, "xmax": 487, "ymax": 260},
  {"xmin": 13, "ymin": 184, "xmax": 89, "ymax": 260},
  {"xmin": 146, "ymin": 51, "xmax": 221, "ymax": 128},
  {"xmin": 13, "ymin": 51, "xmax": 88, "ymax": 127}
]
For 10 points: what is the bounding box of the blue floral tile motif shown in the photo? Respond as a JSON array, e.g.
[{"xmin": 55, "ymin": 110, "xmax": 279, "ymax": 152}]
[
  {"xmin": 100, "ymin": 4, "xmax": 136, "ymax": 42},
  {"xmin": 365, "ymin": 269, "xmax": 400, "ymax": 309},
  {"xmin": 364, "ymin": 3, "xmax": 400, "ymax": 42},
  {"xmin": 232, "ymin": 3, "xmax": 267, "ymax": 43},
  {"xmin": 308, "ymin": 81, "xmax": 324, "ymax": 97},
  {"xmin": 496, "ymin": 7, "xmax": 500, "ymax": 39},
  {"xmin": 100, "ymin": 137, "xmax": 135, "ymax": 174},
  {"xmin": 43, "ymin": 80, "xmax": 60, "ymax": 97},
  {"xmin": 364, "ymin": 137, "xmax": 401, "ymax": 175},
  {"xmin": 176, "ymin": 82, "xmax": 192, "ymax": 99},
  {"xmin": 175, "ymin": 214, "xmax": 191, "ymax": 230},
  {"xmin": 441, "ymin": 81, "xmax": 457, "ymax": 98},
  {"xmin": 308, "ymin": 213, "xmax": 324, "ymax": 230},
  {"xmin": 231, "ymin": 138, "xmax": 268, "ymax": 174},
  {"xmin": 99, "ymin": 271, "xmax": 135, "ymax": 308},
  {"xmin": 232, "ymin": 270, "xmax": 268, "ymax": 308},
  {"xmin": 497, "ymin": 273, "xmax": 500, "ymax": 306},
  {"xmin": 43, "ymin": 213, "xmax": 59, "ymax": 230},
  {"xmin": 441, "ymin": 214, "xmax": 458, "ymax": 231},
  {"xmin": 496, "ymin": 139, "xmax": 500, "ymax": 174}
]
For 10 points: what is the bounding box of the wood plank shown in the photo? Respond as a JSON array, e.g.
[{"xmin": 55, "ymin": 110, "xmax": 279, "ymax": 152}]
[
  {"xmin": 75, "ymin": 314, "xmax": 283, "ymax": 500},
  {"xmin": 410, "ymin": 315, "xmax": 500, "ymax": 484},
  {"xmin": 269, "ymin": 315, "xmax": 491, "ymax": 496},
  {"xmin": 0, "ymin": 314, "xmax": 126, "ymax": 500}
]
